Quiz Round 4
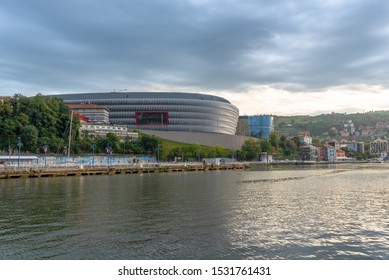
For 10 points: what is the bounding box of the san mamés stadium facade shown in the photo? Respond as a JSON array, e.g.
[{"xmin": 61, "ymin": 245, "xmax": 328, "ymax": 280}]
[{"xmin": 53, "ymin": 92, "xmax": 239, "ymax": 135}]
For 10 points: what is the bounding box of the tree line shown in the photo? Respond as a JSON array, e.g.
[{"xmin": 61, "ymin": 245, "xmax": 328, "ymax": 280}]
[
  {"xmin": 0, "ymin": 94, "xmax": 75, "ymax": 154},
  {"xmin": 236, "ymin": 133, "xmax": 301, "ymax": 161}
]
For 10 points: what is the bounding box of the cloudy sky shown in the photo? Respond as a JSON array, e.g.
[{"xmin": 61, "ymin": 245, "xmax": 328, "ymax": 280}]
[{"xmin": 1, "ymin": 0, "xmax": 389, "ymax": 115}]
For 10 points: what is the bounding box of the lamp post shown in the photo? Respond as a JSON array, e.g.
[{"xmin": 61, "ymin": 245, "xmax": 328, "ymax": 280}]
[
  {"xmin": 157, "ymin": 144, "xmax": 161, "ymax": 163},
  {"xmin": 91, "ymin": 143, "xmax": 96, "ymax": 167},
  {"xmin": 106, "ymin": 145, "xmax": 112, "ymax": 166},
  {"xmin": 43, "ymin": 142, "xmax": 48, "ymax": 167},
  {"xmin": 147, "ymin": 148, "xmax": 151, "ymax": 159},
  {"xmin": 17, "ymin": 137, "xmax": 22, "ymax": 168},
  {"xmin": 36, "ymin": 148, "xmax": 39, "ymax": 165},
  {"xmin": 198, "ymin": 145, "xmax": 201, "ymax": 162}
]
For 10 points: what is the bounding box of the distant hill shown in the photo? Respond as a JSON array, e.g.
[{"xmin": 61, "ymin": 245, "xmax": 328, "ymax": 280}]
[{"xmin": 274, "ymin": 111, "xmax": 389, "ymax": 137}]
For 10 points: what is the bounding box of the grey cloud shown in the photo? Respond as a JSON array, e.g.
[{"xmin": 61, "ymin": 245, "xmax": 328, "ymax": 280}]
[{"xmin": 1, "ymin": 0, "xmax": 389, "ymax": 95}]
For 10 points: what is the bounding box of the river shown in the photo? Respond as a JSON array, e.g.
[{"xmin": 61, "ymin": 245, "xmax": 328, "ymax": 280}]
[{"xmin": 0, "ymin": 164, "xmax": 388, "ymax": 259}]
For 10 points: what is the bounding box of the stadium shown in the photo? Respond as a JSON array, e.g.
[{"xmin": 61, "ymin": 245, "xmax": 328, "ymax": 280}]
[{"xmin": 52, "ymin": 92, "xmax": 239, "ymax": 135}]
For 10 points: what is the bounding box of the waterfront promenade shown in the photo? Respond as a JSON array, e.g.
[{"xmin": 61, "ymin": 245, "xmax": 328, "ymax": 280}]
[{"xmin": 0, "ymin": 162, "xmax": 250, "ymax": 179}]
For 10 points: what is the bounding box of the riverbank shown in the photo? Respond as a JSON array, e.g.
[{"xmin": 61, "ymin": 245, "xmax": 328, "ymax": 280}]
[
  {"xmin": 1, "ymin": 160, "xmax": 386, "ymax": 180},
  {"xmin": 0, "ymin": 162, "xmax": 251, "ymax": 179}
]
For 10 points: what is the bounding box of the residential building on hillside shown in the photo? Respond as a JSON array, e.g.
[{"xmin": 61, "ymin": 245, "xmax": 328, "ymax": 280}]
[
  {"xmin": 327, "ymin": 140, "xmax": 340, "ymax": 150},
  {"xmin": 299, "ymin": 135, "xmax": 312, "ymax": 145},
  {"xmin": 300, "ymin": 145, "xmax": 319, "ymax": 161},
  {"xmin": 347, "ymin": 142, "xmax": 365, "ymax": 153},
  {"xmin": 322, "ymin": 145, "xmax": 336, "ymax": 162},
  {"xmin": 336, "ymin": 149, "xmax": 346, "ymax": 158}
]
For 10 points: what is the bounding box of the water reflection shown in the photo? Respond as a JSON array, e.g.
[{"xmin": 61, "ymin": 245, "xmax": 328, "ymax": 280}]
[{"xmin": 0, "ymin": 165, "xmax": 388, "ymax": 259}]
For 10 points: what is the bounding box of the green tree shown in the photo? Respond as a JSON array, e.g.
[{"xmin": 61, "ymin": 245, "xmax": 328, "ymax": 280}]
[
  {"xmin": 106, "ymin": 133, "xmax": 121, "ymax": 152},
  {"xmin": 140, "ymin": 134, "xmax": 160, "ymax": 153},
  {"xmin": 292, "ymin": 136, "xmax": 301, "ymax": 148},
  {"xmin": 0, "ymin": 94, "xmax": 75, "ymax": 154},
  {"xmin": 21, "ymin": 125, "xmax": 39, "ymax": 152},
  {"xmin": 213, "ymin": 144, "xmax": 226, "ymax": 157},
  {"xmin": 312, "ymin": 137, "xmax": 322, "ymax": 145},
  {"xmin": 260, "ymin": 140, "xmax": 273, "ymax": 154},
  {"xmin": 269, "ymin": 132, "xmax": 280, "ymax": 151},
  {"xmin": 240, "ymin": 138, "xmax": 261, "ymax": 161}
]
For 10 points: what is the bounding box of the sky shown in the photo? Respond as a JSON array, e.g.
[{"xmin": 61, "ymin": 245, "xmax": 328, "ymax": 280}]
[{"xmin": 1, "ymin": 0, "xmax": 389, "ymax": 116}]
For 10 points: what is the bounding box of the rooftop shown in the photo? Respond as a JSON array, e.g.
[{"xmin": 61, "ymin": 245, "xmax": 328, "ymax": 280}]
[
  {"xmin": 67, "ymin": 104, "xmax": 109, "ymax": 110},
  {"xmin": 50, "ymin": 92, "xmax": 232, "ymax": 104}
]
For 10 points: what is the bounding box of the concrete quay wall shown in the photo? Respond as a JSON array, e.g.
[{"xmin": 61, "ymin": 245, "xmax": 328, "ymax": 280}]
[{"xmin": 0, "ymin": 163, "xmax": 250, "ymax": 180}]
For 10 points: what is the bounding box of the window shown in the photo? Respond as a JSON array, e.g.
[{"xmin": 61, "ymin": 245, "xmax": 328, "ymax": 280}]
[{"xmin": 136, "ymin": 112, "xmax": 168, "ymax": 126}]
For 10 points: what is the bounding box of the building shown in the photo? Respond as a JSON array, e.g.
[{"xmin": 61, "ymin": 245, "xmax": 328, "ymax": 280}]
[
  {"xmin": 299, "ymin": 134, "xmax": 312, "ymax": 145},
  {"xmin": 370, "ymin": 139, "xmax": 388, "ymax": 157},
  {"xmin": 336, "ymin": 149, "xmax": 346, "ymax": 158},
  {"xmin": 67, "ymin": 104, "xmax": 110, "ymax": 124},
  {"xmin": 0, "ymin": 156, "xmax": 38, "ymax": 167},
  {"xmin": 348, "ymin": 142, "xmax": 365, "ymax": 153},
  {"xmin": 237, "ymin": 115, "xmax": 273, "ymax": 139},
  {"xmin": 51, "ymin": 92, "xmax": 239, "ymax": 135},
  {"xmin": 327, "ymin": 140, "xmax": 340, "ymax": 150},
  {"xmin": 80, "ymin": 124, "xmax": 138, "ymax": 141},
  {"xmin": 236, "ymin": 116, "xmax": 249, "ymax": 136},
  {"xmin": 300, "ymin": 145, "xmax": 319, "ymax": 161},
  {"xmin": 322, "ymin": 145, "xmax": 337, "ymax": 162}
]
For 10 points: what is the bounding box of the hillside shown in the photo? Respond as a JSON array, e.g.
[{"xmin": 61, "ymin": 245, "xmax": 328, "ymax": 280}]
[{"xmin": 274, "ymin": 110, "xmax": 389, "ymax": 138}]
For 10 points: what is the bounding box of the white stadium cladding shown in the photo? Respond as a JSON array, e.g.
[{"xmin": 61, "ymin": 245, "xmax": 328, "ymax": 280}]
[{"xmin": 51, "ymin": 92, "xmax": 239, "ymax": 135}]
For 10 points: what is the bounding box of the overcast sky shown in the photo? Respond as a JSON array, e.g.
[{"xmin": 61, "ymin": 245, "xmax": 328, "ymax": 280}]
[{"xmin": 1, "ymin": 0, "xmax": 389, "ymax": 115}]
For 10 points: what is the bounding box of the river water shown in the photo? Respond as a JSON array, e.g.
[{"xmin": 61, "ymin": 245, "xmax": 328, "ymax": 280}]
[{"xmin": 0, "ymin": 164, "xmax": 388, "ymax": 260}]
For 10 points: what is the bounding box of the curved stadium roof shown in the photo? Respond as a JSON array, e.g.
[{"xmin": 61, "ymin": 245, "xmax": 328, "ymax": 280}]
[
  {"xmin": 54, "ymin": 92, "xmax": 232, "ymax": 104},
  {"xmin": 52, "ymin": 92, "xmax": 239, "ymax": 135}
]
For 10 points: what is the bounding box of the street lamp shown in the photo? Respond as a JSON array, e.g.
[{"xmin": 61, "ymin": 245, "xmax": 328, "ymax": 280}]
[
  {"xmin": 157, "ymin": 144, "xmax": 161, "ymax": 163},
  {"xmin": 147, "ymin": 148, "xmax": 151, "ymax": 159},
  {"xmin": 43, "ymin": 142, "xmax": 48, "ymax": 167},
  {"xmin": 91, "ymin": 143, "xmax": 96, "ymax": 167},
  {"xmin": 36, "ymin": 148, "xmax": 39, "ymax": 165},
  {"xmin": 17, "ymin": 137, "xmax": 22, "ymax": 168},
  {"xmin": 106, "ymin": 145, "xmax": 112, "ymax": 166}
]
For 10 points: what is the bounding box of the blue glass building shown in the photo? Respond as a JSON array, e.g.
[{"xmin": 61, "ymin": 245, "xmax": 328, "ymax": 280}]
[{"xmin": 247, "ymin": 115, "xmax": 273, "ymax": 139}]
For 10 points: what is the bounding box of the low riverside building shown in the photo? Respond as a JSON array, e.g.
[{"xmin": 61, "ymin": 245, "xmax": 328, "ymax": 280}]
[
  {"xmin": 80, "ymin": 124, "xmax": 138, "ymax": 141},
  {"xmin": 322, "ymin": 145, "xmax": 337, "ymax": 162},
  {"xmin": 300, "ymin": 144, "xmax": 342, "ymax": 162},
  {"xmin": 0, "ymin": 156, "xmax": 38, "ymax": 167},
  {"xmin": 347, "ymin": 142, "xmax": 364, "ymax": 153},
  {"xmin": 300, "ymin": 145, "xmax": 319, "ymax": 161}
]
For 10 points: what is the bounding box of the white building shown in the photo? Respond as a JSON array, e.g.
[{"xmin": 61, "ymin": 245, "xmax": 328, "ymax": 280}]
[
  {"xmin": 80, "ymin": 124, "xmax": 138, "ymax": 141},
  {"xmin": 68, "ymin": 104, "xmax": 110, "ymax": 124},
  {"xmin": 299, "ymin": 135, "xmax": 312, "ymax": 145}
]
